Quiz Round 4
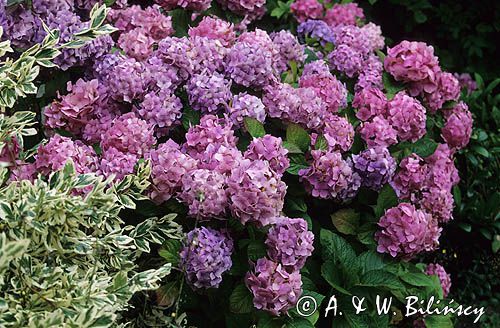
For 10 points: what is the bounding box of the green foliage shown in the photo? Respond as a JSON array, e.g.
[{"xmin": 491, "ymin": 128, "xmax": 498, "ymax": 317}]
[{"xmin": 0, "ymin": 162, "xmax": 184, "ymax": 327}]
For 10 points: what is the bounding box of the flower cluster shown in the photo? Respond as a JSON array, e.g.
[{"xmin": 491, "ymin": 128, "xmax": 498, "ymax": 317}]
[{"xmin": 425, "ymin": 263, "xmax": 452, "ymax": 297}]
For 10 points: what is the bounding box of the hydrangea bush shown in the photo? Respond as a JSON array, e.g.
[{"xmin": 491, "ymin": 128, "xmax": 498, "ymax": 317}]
[{"xmin": 0, "ymin": 0, "xmax": 479, "ymax": 327}]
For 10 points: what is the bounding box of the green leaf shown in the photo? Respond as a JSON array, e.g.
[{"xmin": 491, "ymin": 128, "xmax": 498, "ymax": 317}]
[
  {"xmin": 356, "ymin": 250, "xmax": 385, "ymax": 275},
  {"xmin": 285, "ymin": 318, "xmax": 314, "ymax": 328},
  {"xmin": 424, "ymin": 314, "xmax": 454, "ymax": 328},
  {"xmin": 400, "ymin": 272, "xmax": 435, "ymax": 287},
  {"xmin": 229, "ymin": 284, "xmax": 254, "ymax": 314},
  {"xmin": 321, "ymin": 260, "xmax": 355, "ymax": 295},
  {"xmin": 244, "ymin": 117, "xmax": 266, "ymax": 138},
  {"xmin": 247, "ymin": 240, "xmax": 267, "ymax": 261},
  {"xmin": 331, "ymin": 209, "xmax": 360, "ymax": 235},
  {"xmin": 314, "ymin": 134, "xmax": 328, "ymax": 151},
  {"xmin": 286, "ymin": 124, "xmax": 310, "ymax": 153},
  {"xmin": 382, "ymin": 72, "xmax": 405, "ymax": 100},
  {"xmin": 283, "ymin": 141, "xmax": 303, "ymax": 154},
  {"xmin": 374, "ymin": 184, "xmax": 398, "ymax": 218},
  {"xmin": 182, "ymin": 107, "xmax": 201, "ymax": 130},
  {"xmin": 452, "ymin": 186, "xmax": 461, "ymax": 209},
  {"xmin": 320, "ymin": 229, "xmax": 357, "ymax": 264},
  {"xmin": 358, "ymin": 270, "xmax": 405, "ymax": 292},
  {"xmin": 159, "ymin": 240, "xmax": 182, "ymax": 266},
  {"xmin": 405, "ymin": 137, "xmax": 439, "ymax": 158},
  {"xmin": 492, "ymin": 235, "xmax": 500, "ymax": 253},
  {"xmin": 472, "ymin": 145, "xmax": 490, "ymax": 158}
]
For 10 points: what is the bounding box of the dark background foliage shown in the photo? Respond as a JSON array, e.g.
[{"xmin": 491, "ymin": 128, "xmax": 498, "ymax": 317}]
[{"xmin": 362, "ymin": 1, "xmax": 499, "ymax": 326}]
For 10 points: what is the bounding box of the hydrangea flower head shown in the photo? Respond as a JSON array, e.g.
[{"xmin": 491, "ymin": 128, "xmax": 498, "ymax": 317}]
[
  {"xmin": 265, "ymin": 217, "xmax": 314, "ymax": 271},
  {"xmin": 322, "ymin": 115, "xmax": 355, "ymax": 152},
  {"xmin": 376, "ymin": 203, "xmax": 441, "ymax": 260},
  {"xmin": 352, "ymin": 87, "xmax": 387, "ymax": 121},
  {"xmin": 297, "ymin": 20, "xmax": 335, "ymax": 46},
  {"xmin": 180, "ymin": 227, "xmax": 233, "ymax": 289},
  {"xmin": 425, "ymin": 263, "xmax": 452, "ymax": 297},
  {"xmin": 352, "ymin": 147, "xmax": 396, "ymax": 191},
  {"xmin": 227, "ymin": 93, "xmax": 266, "ymax": 127},
  {"xmin": 324, "ymin": 3, "xmax": 364, "ymax": 27},
  {"xmin": 358, "ymin": 116, "xmax": 398, "ymax": 148},
  {"xmin": 245, "ymin": 258, "xmax": 302, "ymax": 316},
  {"xmin": 441, "ymin": 102, "xmax": 473, "ymax": 150},
  {"xmin": 244, "ymin": 135, "xmax": 290, "ymax": 176},
  {"xmin": 188, "ymin": 16, "xmax": 235, "ymax": 47},
  {"xmin": 299, "ymin": 73, "xmax": 347, "ymax": 113},
  {"xmin": 184, "ymin": 115, "xmax": 237, "ymax": 158},
  {"xmin": 388, "ymin": 92, "xmax": 427, "ymax": 142},
  {"xmin": 391, "ymin": 154, "xmax": 428, "ymax": 199},
  {"xmin": 99, "ymin": 147, "xmax": 138, "ymax": 182},
  {"xmin": 186, "ymin": 71, "xmax": 232, "ymax": 113},
  {"xmin": 290, "ymin": 0, "xmax": 323, "ymax": 23}
]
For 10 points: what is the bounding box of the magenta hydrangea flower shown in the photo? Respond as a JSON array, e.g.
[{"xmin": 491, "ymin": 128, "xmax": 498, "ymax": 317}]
[
  {"xmin": 135, "ymin": 91, "xmax": 182, "ymax": 136},
  {"xmin": 147, "ymin": 140, "xmax": 198, "ymax": 204},
  {"xmin": 322, "ymin": 115, "xmax": 355, "ymax": 152},
  {"xmin": 299, "ymin": 73, "xmax": 348, "ymax": 113},
  {"xmin": 188, "ymin": 36, "xmax": 228, "ymax": 75},
  {"xmin": 186, "ymin": 71, "xmax": 232, "ymax": 113},
  {"xmin": 180, "ymin": 227, "xmax": 233, "ymax": 289},
  {"xmin": 324, "ymin": 3, "xmax": 364, "ymax": 27},
  {"xmin": 390, "ymin": 154, "xmax": 428, "ymax": 199},
  {"xmin": 331, "ymin": 25, "xmax": 370, "ymax": 54},
  {"xmin": 227, "ymin": 159, "xmax": 287, "ymax": 226},
  {"xmin": 189, "ymin": 16, "xmax": 235, "ymax": 47},
  {"xmin": 265, "ymin": 217, "xmax": 314, "ymax": 271},
  {"xmin": 328, "ymin": 44, "xmax": 364, "ymax": 77},
  {"xmin": 106, "ymin": 57, "xmax": 148, "ymax": 103},
  {"xmin": 425, "ymin": 263, "xmax": 452, "ymax": 298},
  {"xmin": 227, "ymin": 93, "xmax": 266, "ymax": 127},
  {"xmin": 270, "ymin": 30, "xmax": 306, "ymax": 73},
  {"xmin": 299, "ymin": 150, "xmax": 361, "ymax": 201},
  {"xmin": 0, "ymin": 136, "xmax": 20, "ymax": 167},
  {"xmin": 425, "ymin": 143, "xmax": 460, "ymax": 192},
  {"xmin": 297, "ymin": 20, "xmax": 335, "ymax": 46},
  {"xmin": 352, "ymin": 147, "xmax": 396, "ymax": 191},
  {"xmin": 184, "ymin": 115, "xmax": 238, "ymax": 159},
  {"xmin": 197, "ymin": 144, "xmax": 244, "ymax": 176},
  {"xmin": 290, "ymin": 0, "xmax": 323, "ymax": 23},
  {"xmin": 384, "ymin": 41, "xmax": 440, "ymax": 93},
  {"xmin": 178, "ymin": 169, "xmax": 228, "ymax": 219},
  {"xmin": 156, "ymin": 37, "xmax": 194, "ymax": 81},
  {"xmin": 387, "ymin": 92, "xmax": 427, "ymax": 142},
  {"xmin": 110, "ymin": 5, "xmax": 173, "ymax": 40},
  {"xmin": 101, "ymin": 113, "xmax": 156, "ymax": 157},
  {"xmin": 99, "ymin": 147, "xmax": 138, "ymax": 182},
  {"xmin": 117, "ymin": 28, "xmax": 155, "ymax": 60},
  {"xmin": 376, "ymin": 203, "xmax": 442, "ymax": 260},
  {"xmin": 352, "ymin": 87, "xmax": 387, "ymax": 121},
  {"xmin": 226, "ymin": 41, "xmax": 276, "ymax": 88},
  {"xmin": 8, "ymin": 162, "xmax": 37, "ymax": 183},
  {"xmin": 245, "ymin": 258, "xmax": 302, "ymax": 316},
  {"xmin": 441, "ymin": 102, "xmax": 473, "ymax": 150},
  {"xmin": 244, "ymin": 135, "xmax": 290, "ymax": 177},
  {"xmin": 416, "ymin": 187, "xmax": 454, "ymax": 224},
  {"xmin": 34, "ymin": 135, "xmax": 98, "ymax": 176},
  {"xmin": 423, "ymin": 72, "xmax": 461, "ymax": 112},
  {"xmin": 358, "ymin": 116, "xmax": 398, "ymax": 148}
]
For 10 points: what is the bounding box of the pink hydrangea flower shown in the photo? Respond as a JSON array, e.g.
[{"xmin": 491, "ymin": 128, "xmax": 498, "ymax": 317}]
[
  {"xmin": 299, "ymin": 73, "xmax": 348, "ymax": 114},
  {"xmin": 117, "ymin": 28, "xmax": 155, "ymax": 61},
  {"xmin": 415, "ymin": 187, "xmax": 454, "ymax": 224},
  {"xmin": 99, "ymin": 147, "xmax": 138, "ymax": 182},
  {"xmin": 376, "ymin": 203, "xmax": 441, "ymax": 260},
  {"xmin": 227, "ymin": 159, "xmax": 286, "ymax": 226},
  {"xmin": 227, "ymin": 93, "xmax": 266, "ymax": 127},
  {"xmin": 188, "ymin": 16, "xmax": 235, "ymax": 47},
  {"xmin": 178, "ymin": 169, "xmax": 228, "ymax": 219},
  {"xmin": 423, "ymin": 72, "xmax": 461, "ymax": 112},
  {"xmin": 352, "ymin": 87, "xmax": 388, "ymax": 121},
  {"xmin": 387, "ymin": 92, "xmax": 427, "ymax": 142},
  {"xmin": 245, "ymin": 258, "xmax": 302, "ymax": 316},
  {"xmin": 391, "ymin": 154, "xmax": 428, "ymax": 199},
  {"xmin": 244, "ymin": 135, "xmax": 290, "ymax": 177},
  {"xmin": 441, "ymin": 102, "xmax": 473, "ymax": 150},
  {"xmin": 358, "ymin": 116, "xmax": 398, "ymax": 148},
  {"xmin": 197, "ymin": 144, "xmax": 244, "ymax": 176},
  {"xmin": 290, "ymin": 0, "xmax": 323, "ymax": 23},
  {"xmin": 425, "ymin": 263, "xmax": 452, "ymax": 297},
  {"xmin": 324, "ymin": 3, "xmax": 365, "ymax": 27},
  {"xmin": 322, "ymin": 115, "xmax": 355, "ymax": 152}
]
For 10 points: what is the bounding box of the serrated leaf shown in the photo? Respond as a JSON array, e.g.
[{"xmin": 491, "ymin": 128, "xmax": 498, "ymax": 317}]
[
  {"xmin": 229, "ymin": 284, "xmax": 254, "ymax": 314},
  {"xmin": 244, "ymin": 117, "xmax": 266, "ymax": 138},
  {"xmin": 374, "ymin": 184, "xmax": 398, "ymax": 218},
  {"xmin": 286, "ymin": 124, "xmax": 310, "ymax": 153},
  {"xmin": 331, "ymin": 209, "xmax": 359, "ymax": 235}
]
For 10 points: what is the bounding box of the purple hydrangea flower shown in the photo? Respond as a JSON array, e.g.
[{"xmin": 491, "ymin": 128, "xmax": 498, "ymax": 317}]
[
  {"xmin": 328, "ymin": 44, "xmax": 364, "ymax": 77},
  {"xmin": 376, "ymin": 203, "xmax": 442, "ymax": 260},
  {"xmin": 99, "ymin": 147, "xmax": 138, "ymax": 182},
  {"xmin": 186, "ymin": 71, "xmax": 232, "ymax": 113},
  {"xmin": 135, "ymin": 91, "xmax": 182, "ymax": 136},
  {"xmin": 245, "ymin": 258, "xmax": 302, "ymax": 316},
  {"xmin": 265, "ymin": 217, "xmax": 314, "ymax": 271},
  {"xmin": 299, "ymin": 73, "xmax": 348, "ymax": 114},
  {"xmin": 244, "ymin": 135, "xmax": 290, "ymax": 177},
  {"xmin": 358, "ymin": 116, "xmax": 398, "ymax": 148},
  {"xmin": 180, "ymin": 227, "xmax": 233, "ymax": 289},
  {"xmin": 352, "ymin": 147, "xmax": 396, "ymax": 191},
  {"xmin": 227, "ymin": 159, "xmax": 287, "ymax": 226},
  {"xmin": 106, "ymin": 57, "xmax": 148, "ymax": 103},
  {"xmin": 297, "ymin": 20, "xmax": 335, "ymax": 46},
  {"xmin": 178, "ymin": 169, "xmax": 228, "ymax": 219},
  {"xmin": 388, "ymin": 92, "xmax": 427, "ymax": 142},
  {"xmin": 322, "ymin": 115, "xmax": 355, "ymax": 152},
  {"xmin": 270, "ymin": 30, "xmax": 305, "ymax": 73},
  {"xmin": 302, "ymin": 60, "xmax": 331, "ymax": 78},
  {"xmin": 227, "ymin": 93, "xmax": 266, "ymax": 127},
  {"xmin": 324, "ymin": 3, "xmax": 364, "ymax": 27}
]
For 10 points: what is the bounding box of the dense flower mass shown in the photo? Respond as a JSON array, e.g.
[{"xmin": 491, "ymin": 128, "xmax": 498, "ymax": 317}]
[
  {"xmin": 180, "ymin": 227, "xmax": 233, "ymax": 289},
  {"xmin": 376, "ymin": 203, "xmax": 442, "ymax": 259},
  {"xmin": 245, "ymin": 258, "xmax": 302, "ymax": 316},
  {"xmin": 1, "ymin": 0, "xmax": 474, "ymax": 321},
  {"xmin": 425, "ymin": 263, "xmax": 452, "ymax": 297}
]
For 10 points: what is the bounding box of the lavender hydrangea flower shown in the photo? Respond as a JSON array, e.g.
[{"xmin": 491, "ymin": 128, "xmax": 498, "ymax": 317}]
[
  {"xmin": 376, "ymin": 203, "xmax": 441, "ymax": 260},
  {"xmin": 244, "ymin": 135, "xmax": 290, "ymax": 177},
  {"xmin": 135, "ymin": 91, "xmax": 182, "ymax": 136},
  {"xmin": 106, "ymin": 57, "xmax": 148, "ymax": 103},
  {"xmin": 99, "ymin": 147, "xmax": 138, "ymax": 182},
  {"xmin": 328, "ymin": 44, "xmax": 364, "ymax": 77},
  {"xmin": 324, "ymin": 3, "xmax": 364, "ymax": 27},
  {"xmin": 265, "ymin": 217, "xmax": 314, "ymax": 271},
  {"xmin": 157, "ymin": 37, "xmax": 194, "ymax": 81},
  {"xmin": 147, "ymin": 140, "xmax": 198, "ymax": 204},
  {"xmin": 441, "ymin": 102, "xmax": 473, "ymax": 150},
  {"xmin": 352, "ymin": 147, "xmax": 396, "ymax": 191},
  {"xmin": 186, "ymin": 71, "xmax": 232, "ymax": 113},
  {"xmin": 454, "ymin": 73, "xmax": 477, "ymax": 95},
  {"xmin": 180, "ymin": 227, "xmax": 233, "ymax": 289},
  {"xmin": 297, "ymin": 20, "xmax": 335, "ymax": 46},
  {"xmin": 322, "ymin": 115, "xmax": 355, "ymax": 152},
  {"xmin": 227, "ymin": 93, "xmax": 266, "ymax": 127},
  {"xmin": 299, "ymin": 73, "xmax": 348, "ymax": 113},
  {"xmin": 245, "ymin": 258, "xmax": 302, "ymax": 316},
  {"xmin": 227, "ymin": 159, "xmax": 287, "ymax": 226},
  {"xmin": 189, "ymin": 36, "xmax": 228, "ymax": 75},
  {"xmin": 299, "ymin": 150, "xmax": 361, "ymax": 201},
  {"xmin": 270, "ymin": 30, "xmax": 305, "ymax": 73},
  {"xmin": 117, "ymin": 28, "xmax": 155, "ymax": 61},
  {"xmin": 178, "ymin": 169, "xmax": 228, "ymax": 219},
  {"xmin": 302, "ymin": 60, "xmax": 331, "ymax": 78},
  {"xmin": 361, "ymin": 23, "xmax": 384, "ymax": 51},
  {"xmin": 425, "ymin": 263, "xmax": 452, "ymax": 297},
  {"xmin": 197, "ymin": 144, "xmax": 244, "ymax": 176}
]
